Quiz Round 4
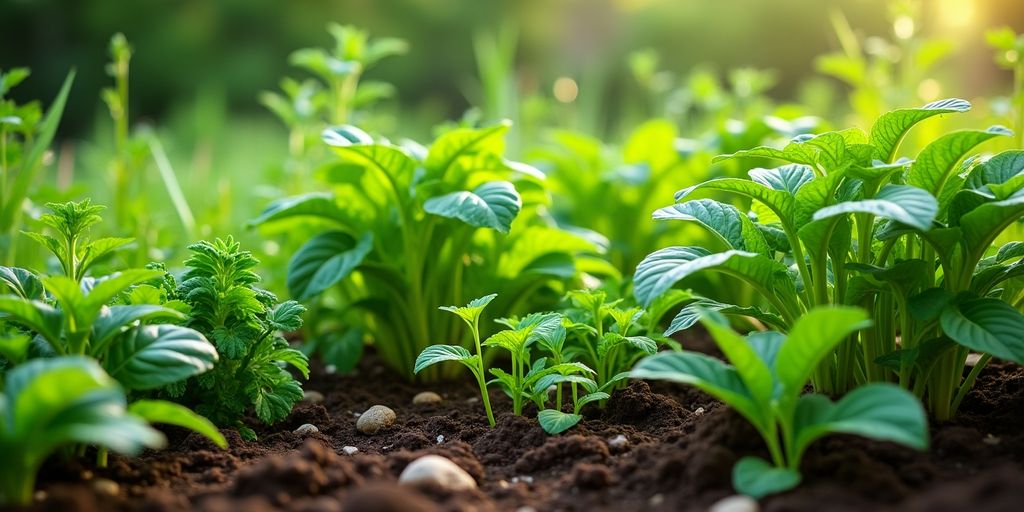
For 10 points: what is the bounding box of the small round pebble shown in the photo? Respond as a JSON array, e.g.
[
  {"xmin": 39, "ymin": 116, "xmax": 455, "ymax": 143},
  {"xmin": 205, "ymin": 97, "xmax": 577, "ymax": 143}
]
[
  {"xmin": 356, "ymin": 405, "xmax": 397, "ymax": 434},
  {"xmin": 708, "ymin": 495, "xmax": 760, "ymax": 512},
  {"xmin": 412, "ymin": 391, "xmax": 443, "ymax": 405},
  {"xmin": 398, "ymin": 454, "xmax": 477, "ymax": 491},
  {"xmin": 608, "ymin": 434, "xmax": 628, "ymax": 449},
  {"xmin": 92, "ymin": 478, "xmax": 120, "ymax": 496},
  {"xmin": 293, "ymin": 423, "xmax": 319, "ymax": 436},
  {"xmin": 302, "ymin": 390, "xmax": 325, "ymax": 403},
  {"xmin": 342, "ymin": 446, "xmax": 359, "ymax": 455}
]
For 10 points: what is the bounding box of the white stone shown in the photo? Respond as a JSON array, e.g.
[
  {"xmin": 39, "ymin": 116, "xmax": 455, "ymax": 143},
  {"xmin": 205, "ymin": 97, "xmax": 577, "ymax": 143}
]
[
  {"xmin": 694, "ymin": 406, "xmax": 706, "ymax": 416},
  {"xmin": 342, "ymin": 446, "xmax": 359, "ymax": 455},
  {"xmin": 398, "ymin": 454, "xmax": 477, "ymax": 491},
  {"xmin": 325, "ymin": 364, "xmax": 338, "ymax": 374},
  {"xmin": 608, "ymin": 434, "xmax": 628, "ymax": 449},
  {"xmin": 413, "ymin": 391, "xmax": 443, "ymax": 405},
  {"xmin": 357, "ymin": 405, "xmax": 397, "ymax": 434},
  {"xmin": 511, "ymin": 475, "xmax": 534, "ymax": 485},
  {"xmin": 92, "ymin": 478, "xmax": 119, "ymax": 496},
  {"xmin": 293, "ymin": 423, "xmax": 319, "ymax": 435},
  {"xmin": 436, "ymin": 434, "xmax": 445, "ymax": 444},
  {"xmin": 708, "ymin": 495, "xmax": 760, "ymax": 512}
]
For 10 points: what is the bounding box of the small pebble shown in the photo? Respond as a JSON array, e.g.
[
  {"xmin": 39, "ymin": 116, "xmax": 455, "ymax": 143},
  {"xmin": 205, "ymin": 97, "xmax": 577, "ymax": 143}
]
[
  {"xmin": 357, "ymin": 405, "xmax": 397, "ymax": 434},
  {"xmin": 982, "ymin": 434, "xmax": 1001, "ymax": 446},
  {"xmin": 398, "ymin": 454, "xmax": 477, "ymax": 491},
  {"xmin": 413, "ymin": 391, "xmax": 443, "ymax": 405},
  {"xmin": 302, "ymin": 390, "xmax": 325, "ymax": 403},
  {"xmin": 694, "ymin": 406, "xmax": 706, "ymax": 416},
  {"xmin": 92, "ymin": 478, "xmax": 120, "ymax": 497},
  {"xmin": 325, "ymin": 364, "xmax": 338, "ymax": 374},
  {"xmin": 708, "ymin": 495, "xmax": 760, "ymax": 512},
  {"xmin": 467, "ymin": 397, "xmax": 479, "ymax": 404},
  {"xmin": 33, "ymin": 491, "xmax": 46, "ymax": 502},
  {"xmin": 342, "ymin": 446, "xmax": 359, "ymax": 455},
  {"xmin": 608, "ymin": 434, "xmax": 628, "ymax": 449},
  {"xmin": 497, "ymin": 480, "xmax": 510, "ymax": 489},
  {"xmin": 436, "ymin": 434, "xmax": 445, "ymax": 444},
  {"xmin": 511, "ymin": 475, "xmax": 534, "ymax": 485},
  {"xmin": 81, "ymin": 470, "xmax": 94, "ymax": 480},
  {"xmin": 649, "ymin": 494, "xmax": 664, "ymax": 506},
  {"xmin": 293, "ymin": 423, "xmax": 319, "ymax": 436}
]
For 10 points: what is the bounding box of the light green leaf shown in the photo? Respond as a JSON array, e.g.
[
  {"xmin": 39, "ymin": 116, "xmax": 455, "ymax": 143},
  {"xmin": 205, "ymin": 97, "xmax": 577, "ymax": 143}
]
[
  {"xmin": 128, "ymin": 399, "xmax": 227, "ymax": 448},
  {"xmin": 91, "ymin": 305, "xmax": 187, "ymax": 349},
  {"xmin": 537, "ymin": 409, "xmax": 582, "ymax": 435},
  {"xmin": 907, "ymin": 126, "xmax": 1011, "ymax": 197},
  {"xmin": 732, "ymin": 456, "xmax": 801, "ymax": 499},
  {"xmin": 774, "ymin": 307, "xmax": 871, "ymax": 399},
  {"xmin": 247, "ymin": 192, "xmax": 348, "ymax": 227},
  {"xmin": 674, "ymin": 178, "xmax": 797, "ymax": 222},
  {"xmin": 287, "ymin": 231, "xmax": 373, "ymax": 300},
  {"xmin": 424, "ymin": 121, "xmax": 511, "ymax": 178},
  {"xmin": 960, "ymin": 190, "xmax": 1024, "ymax": 259},
  {"xmin": 654, "ymin": 199, "xmax": 771, "ymax": 256},
  {"xmin": 104, "ymin": 325, "xmax": 218, "ymax": 390},
  {"xmin": 0, "ymin": 297, "xmax": 63, "ymax": 346},
  {"xmin": 0, "ymin": 267, "xmax": 43, "ymax": 300},
  {"xmin": 813, "ymin": 184, "xmax": 938, "ymax": 231},
  {"xmin": 423, "ymin": 181, "xmax": 521, "ymax": 233},
  {"xmin": 869, "ymin": 98, "xmax": 971, "ymax": 162},
  {"xmin": 748, "ymin": 164, "xmax": 815, "ymax": 194},
  {"xmin": 414, "ymin": 345, "xmax": 477, "ymax": 374}
]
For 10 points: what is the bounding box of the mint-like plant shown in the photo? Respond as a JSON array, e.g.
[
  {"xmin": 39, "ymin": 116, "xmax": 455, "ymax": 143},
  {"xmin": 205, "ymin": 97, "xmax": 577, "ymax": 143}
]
[
  {"xmin": 634, "ymin": 98, "xmax": 1024, "ymax": 419},
  {"xmin": 632, "ymin": 307, "xmax": 927, "ymax": 498},
  {"xmin": 251, "ymin": 122, "xmax": 605, "ymax": 381},
  {"xmin": 0, "ymin": 357, "xmax": 165, "ymax": 505},
  {"xmin": 166, "ymin": 237, "xmax": 309, "ymax": 439}
]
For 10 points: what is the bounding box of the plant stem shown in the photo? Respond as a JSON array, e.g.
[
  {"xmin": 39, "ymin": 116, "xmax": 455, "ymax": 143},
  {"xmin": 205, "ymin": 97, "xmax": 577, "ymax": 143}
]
[
  {"xmin": 950, "ymin": 353, "xmax": 991, "ymax": 415},
  {"xmin": 472, "ymin": 318, "xmax": 496, "ymax": 427}
]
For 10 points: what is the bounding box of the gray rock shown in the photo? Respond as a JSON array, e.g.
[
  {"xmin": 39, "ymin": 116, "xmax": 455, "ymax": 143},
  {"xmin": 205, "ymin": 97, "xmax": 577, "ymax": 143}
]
[
  {"xmin": 398, "ymin": 454, "xmax": 477, "ymax": 491},
  {"xmin": 413, "ymin": 391, "xmax": 443, "ymax": 405},
  {"xmin": 342, "ymin": 445, "xmax": 359, "ymax": 455},
  {"xmin": 356, "ymin": 405, "xmax": 396, "ymax": 434},
  {"xmin": 302, "ymin": 390, "xmax": 325, "ymax": 403}
]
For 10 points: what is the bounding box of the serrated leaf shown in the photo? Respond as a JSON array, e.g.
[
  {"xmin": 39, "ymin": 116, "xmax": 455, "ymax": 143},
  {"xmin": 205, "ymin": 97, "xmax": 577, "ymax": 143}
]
[
  {"xmin": 267, "ymin": 300, "xmax": 306, "ymax": 332},
  {"xmin": 440, "ymin": 293, "xmax": 497, "ymax": 325}
]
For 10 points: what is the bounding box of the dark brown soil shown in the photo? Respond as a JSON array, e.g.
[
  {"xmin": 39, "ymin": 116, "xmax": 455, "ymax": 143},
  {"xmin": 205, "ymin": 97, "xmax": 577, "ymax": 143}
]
[{"xmin": 13, "ymin": 340, "xmax": 1024, "ymax": 512}]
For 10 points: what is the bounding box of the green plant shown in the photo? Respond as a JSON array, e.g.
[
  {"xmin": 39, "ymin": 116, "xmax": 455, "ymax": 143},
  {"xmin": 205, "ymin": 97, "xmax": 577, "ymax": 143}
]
[
  {"xmin": 0, "ymin": 201, "xmax": 222, "ymax": 461},
  {"xmin": 633, "ymin": 98, "xmax": 1024, "ymax": 419},
  {"xmin": 163, "ymin": 237, "xmax": 309, "ymax": 439},
  {"xmin": 0, "ymin": 67, "xmax": 75, "ymax": 264},
  {"xmin": 251, "ymin": 122, "xmax": 604, "ymax": 381},
  {"xmin": 631, "ymin": 307, "xmax": 927, "ymax": 498},
  {"xmin": 0, "ymin": 356, "xmax": 164, "ymax": 505}
]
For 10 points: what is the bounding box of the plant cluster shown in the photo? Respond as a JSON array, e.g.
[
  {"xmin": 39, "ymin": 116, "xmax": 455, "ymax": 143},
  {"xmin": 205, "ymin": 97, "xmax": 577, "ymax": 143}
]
[
  {"xmin": 156, "ymin": 237, "xmax": 310, "ymax": 440},
  {"xmin": 633, "ymin": 98, "xmax": 1024, "ymax": 419},
  {"xmin": 251, "ymin": 121, "xmax": 608, "ymax": 381}
]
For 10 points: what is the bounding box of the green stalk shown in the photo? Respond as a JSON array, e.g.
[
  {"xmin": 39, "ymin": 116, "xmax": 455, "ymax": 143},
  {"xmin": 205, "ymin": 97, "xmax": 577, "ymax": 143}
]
[
  {"xmin": 950, "ymin": 353, "xmax": 991, "ymax": 415},
  {"xmin": 471, "ymin": 317, "xmax": 496, "ymax": 427}
]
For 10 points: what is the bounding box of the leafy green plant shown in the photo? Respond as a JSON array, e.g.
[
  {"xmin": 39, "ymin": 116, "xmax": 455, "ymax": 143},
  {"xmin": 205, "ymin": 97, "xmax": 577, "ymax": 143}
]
[
  {"xmin": 633, "ymin": 98, "xmax": 1024, "ymax": 419},
  {"xmin": 161, "ymin": 237, "xmax": 309, "ymax": 439},
  {"xmin": 631, "ymin": 307, "xmax": 927, "ymax": 498},
  {"xmin": 0, "ymin": 357, "xmax": 165, "ymax": 506},
  {"xmin": 0, "ymin": 201, "xmax": 222, "ymax": 460},
  {"xmin": 251, "ymin": 122, "xmax": 604, "ymax": 381},
  {"xmin": 0, "ymin": 67, "xmax": 75, "ymax": 264}
]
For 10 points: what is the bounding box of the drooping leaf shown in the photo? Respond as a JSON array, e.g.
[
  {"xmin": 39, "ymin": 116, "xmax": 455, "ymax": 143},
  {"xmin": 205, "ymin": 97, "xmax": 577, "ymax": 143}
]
[
  {"xmin": 423, "ymin": 181, "xmax": 522, "ymax": 233},
  {"xmin": 940, "ymin": 298, "xmax": 1024, "ymax": 364},
  {"xmin": 128, "ymin": 399, "xmax": 227, "ymax": 448},
  {"xmin": 287, "ymin": 231, "xmax": 373, "ymax": 300},
  {"xmin": 247, "ymin": 192, "xmax": 348, "ymax": 227}
]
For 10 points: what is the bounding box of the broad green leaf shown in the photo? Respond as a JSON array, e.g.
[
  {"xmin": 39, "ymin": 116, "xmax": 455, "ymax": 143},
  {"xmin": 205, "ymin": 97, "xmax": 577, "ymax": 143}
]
[
  {"xmin": 482, "ymin": 329, "xmax": 529, "ymax": 354},
  {"xmin": 964, "ymin": 150, "xmax": 1024, "ymax": 191},
  {"xmin": 423, "ymin": 181, "xmax": 521, "ymax": 233},
  {"xmin": 748, "ymin": 164, "xmax": 815, "ymax": 194},
  {"xmin": 575, "ymin": 391, "xmax": 611, "ymax": 411},
  {"xmin": 869, "ymin": 98, "xmax": 971, "ymax": 162},
  {"xmin": 732, "ymin": 456, "xmax": 801, "ymax": 499},
  {"xmin": 287, "ymin": 231, "xmax": 373, "ymax": 300},
  {"xmin": 537, "ymin": 409, "xmax": 582, "ymax": 435},
  {"xmin": 247, "ymin": 192, "xmax": 348, "ymax": 227},
  {"xmin": 700, "ymin": 310, "xmax": 774, "ymax": 407},
  {"xmin": 0, "ymin": 297, "xmax": 63, "ymax": 346},
  {"xmin": 813, "ymin": 184, "xmax": 938, "ymax": 231},
  {"xmin": 414, "ymin": 345, "xmax": 477, "ymax": 374},
  {"xmin": 793, "ymin": 384, "xmax": 927, "ymax": 458},
  {"xmin": 534, "ymin": 373, "xmax": 598, "ymax": 395},
  {"xmin": 654, "ymin": 199, "xmax": 771, "ymax": 256},
  {"xmin": 497, "ymin": 226, "xmax": 597, "ymax": 278},
  {"xmin": 960, "ymin": 190, "xmax": 1024, "ymax": 259},
  {"xmin": 633, "ymin": 247, "xmax": 794, "ymax": 307},
  {"xmin": 940, "ymin": 298, "xmax": 1024, "ymax": 363},
  {"xmin": 128, "ymin": 399, "xmax": 227, "ymax": 448},
  {"xmin": 72, "ymin": 270, "xmax": 165, "ymax": 324},
  {"xmin": 775, "ymin": 307, "xmax": 871, "ymax": 399},
  {"xmin": 0, "ymin": 267, "xmax": 43, "ymax": 300},
  {"xmin": 326, "ymin": 137, "xmax": 417, "ymax": 193},
  {"xmin": 91, "ymin": 305, "xmax": 187, "ymax": 349},
  {"xmin": 631, "ymin": 351, "xmax": 767, "ymax": 432},
  {"xmin": 665, "ymin": 298, "xmax": 786, "ymax": 336},
  {"xmin": 907, "ymin": 127, "xmax": 1011, "ymax": 197},
  {"xmin": 675, "ymin": 178, "xmax": 797, "ymax": 222},
  {"xmin": 424, "ymin": 121, "xmax": 510, "ymax": 178},
  {"xmin": 104, "ymin": 325, "xmax": 218, "ymax": 390}
]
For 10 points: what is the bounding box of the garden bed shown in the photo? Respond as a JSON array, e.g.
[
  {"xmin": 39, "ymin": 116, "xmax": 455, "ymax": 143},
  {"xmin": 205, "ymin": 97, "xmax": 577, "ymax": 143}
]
[{"xmin": 20, "ymin": 341, "xmax": 1024, "ymax": 512}]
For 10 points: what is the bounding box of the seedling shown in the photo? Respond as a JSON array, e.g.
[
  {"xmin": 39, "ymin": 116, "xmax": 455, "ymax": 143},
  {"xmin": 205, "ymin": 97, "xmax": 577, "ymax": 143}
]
[{"xmin": 632, "ymin": 307, "xmax": 928, "ymax": 498}]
